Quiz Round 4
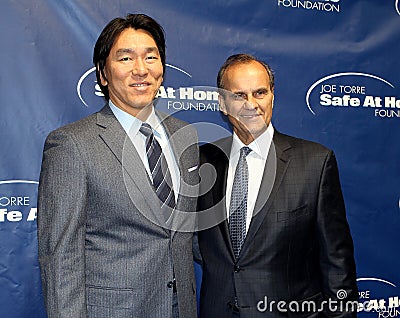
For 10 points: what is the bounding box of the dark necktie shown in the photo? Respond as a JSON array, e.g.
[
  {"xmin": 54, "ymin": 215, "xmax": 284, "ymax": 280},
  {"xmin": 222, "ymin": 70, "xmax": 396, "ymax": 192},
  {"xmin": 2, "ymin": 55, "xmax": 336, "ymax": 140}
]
[
  {"xmin": 229, "ymin": 146, "xmax": 252, "ymax": 259},
  {"xmin": 140, "ymin": 123, "xmax": 176, "ymax": 222}
]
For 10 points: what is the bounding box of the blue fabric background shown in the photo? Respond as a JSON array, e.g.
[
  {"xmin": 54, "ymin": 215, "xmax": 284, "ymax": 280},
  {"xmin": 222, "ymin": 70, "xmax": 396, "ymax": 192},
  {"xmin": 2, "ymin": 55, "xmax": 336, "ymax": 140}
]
[{"xmin": 1, "ymin": 1, "xmax": 399, "ymax": 317}]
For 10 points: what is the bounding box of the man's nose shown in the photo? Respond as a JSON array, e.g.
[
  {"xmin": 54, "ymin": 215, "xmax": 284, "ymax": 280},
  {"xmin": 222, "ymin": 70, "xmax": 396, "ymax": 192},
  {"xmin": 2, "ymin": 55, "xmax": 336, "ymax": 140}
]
[
  {"xmin": 132, "ymin": 58, "xmax": 147, "ymax": 76},
  {"xmin": 243, "ymin": 96, "xmax": 257, "ymax": 109}
]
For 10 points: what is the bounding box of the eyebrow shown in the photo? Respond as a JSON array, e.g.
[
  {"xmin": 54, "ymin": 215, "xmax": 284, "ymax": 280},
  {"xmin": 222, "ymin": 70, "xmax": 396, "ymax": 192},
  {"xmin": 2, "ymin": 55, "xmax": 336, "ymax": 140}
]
[
  {"xmin": 231, "ymin": 87, "xmax": 269, "ymax": 94},
  {"xmin": 115, "ymin": 47, "xmax": 159, "ymax": 56}
]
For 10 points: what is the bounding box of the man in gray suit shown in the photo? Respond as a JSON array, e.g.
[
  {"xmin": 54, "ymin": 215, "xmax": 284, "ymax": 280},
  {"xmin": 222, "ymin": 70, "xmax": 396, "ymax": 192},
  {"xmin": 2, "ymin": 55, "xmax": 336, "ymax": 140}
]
[{"xmin": 38, "ymin": 14, "xmax": 199, "ymax": 318}]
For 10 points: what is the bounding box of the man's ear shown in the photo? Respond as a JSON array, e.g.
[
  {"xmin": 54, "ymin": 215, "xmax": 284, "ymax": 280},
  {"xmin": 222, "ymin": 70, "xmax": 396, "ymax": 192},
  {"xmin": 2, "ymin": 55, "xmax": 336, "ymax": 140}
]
[
  {"xmin": 98, "ymin": 65, "xmax": 108, "ymax": 86},
  {"xmin": 219, "ymin": 94, "xmax": 228, "ymax": 115}
]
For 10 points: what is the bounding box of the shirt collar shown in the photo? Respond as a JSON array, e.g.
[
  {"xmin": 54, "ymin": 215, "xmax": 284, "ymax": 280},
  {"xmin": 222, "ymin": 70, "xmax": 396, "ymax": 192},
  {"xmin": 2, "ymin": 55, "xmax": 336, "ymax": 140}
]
[
  {"xmin": 231, "ymin": 123, "xmax": 274, "ymax": 159},
  {"xmin": 109, "ymin": 101, "xmax": 161, "ymax": 138}
]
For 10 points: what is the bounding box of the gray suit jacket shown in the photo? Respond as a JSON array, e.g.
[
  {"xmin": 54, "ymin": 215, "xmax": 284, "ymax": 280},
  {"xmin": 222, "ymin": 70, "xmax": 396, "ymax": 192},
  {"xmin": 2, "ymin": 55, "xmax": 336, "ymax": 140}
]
[{"xmin": 38, "ymin": 105, "xmax": 199, "ymax": 318}]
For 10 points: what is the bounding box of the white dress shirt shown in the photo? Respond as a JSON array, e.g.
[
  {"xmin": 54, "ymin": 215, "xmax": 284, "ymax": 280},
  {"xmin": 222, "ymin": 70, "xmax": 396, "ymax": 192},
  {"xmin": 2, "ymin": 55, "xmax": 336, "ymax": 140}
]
[
  {"xmin": 226, "ymin": 124, "xmax": 274, "ymax": 233},
  {"xmin": 109, "ymin": 101, "xmax": 180, "ymax": 201}
]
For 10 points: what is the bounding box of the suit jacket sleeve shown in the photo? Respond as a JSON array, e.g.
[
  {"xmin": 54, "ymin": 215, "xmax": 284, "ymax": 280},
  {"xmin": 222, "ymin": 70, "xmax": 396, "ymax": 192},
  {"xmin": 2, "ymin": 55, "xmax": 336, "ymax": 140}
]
[
  {"xmin": 317, "ymin": 150, "xmax": 358, "ymax": 317},
  {"xmin": 38, "ymin": 129, "xmax": 87, "ymax": 318}
]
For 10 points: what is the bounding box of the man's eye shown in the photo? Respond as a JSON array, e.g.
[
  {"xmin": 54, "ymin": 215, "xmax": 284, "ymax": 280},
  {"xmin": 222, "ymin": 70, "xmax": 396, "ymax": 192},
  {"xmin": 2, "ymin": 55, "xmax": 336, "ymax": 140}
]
[
  {"xmin": 119, "ymin": 57, "xmax": 131, "ymax": 61},
  {"xmin": 254, "ymin": 90, "xmax": 267, "ymax": 98},
  {"xmin": 146, "ymin": 56, "xmax": 158, "ymax": 61},
  {"xmin": 233, "ymin": 93, "xmax": 245, "ymax": 100}
]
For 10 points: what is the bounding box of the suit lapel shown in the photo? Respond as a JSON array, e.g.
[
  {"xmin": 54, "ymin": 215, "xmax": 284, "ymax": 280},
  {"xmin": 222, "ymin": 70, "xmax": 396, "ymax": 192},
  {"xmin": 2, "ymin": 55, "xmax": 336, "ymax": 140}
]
[
  {"xmin": 155, "ymin": 111, "xmax": 185, "ymax": 237},
  {"xmin": 96, "ymin": 105, "xmax": 168, "ymax": 230},
  {"xmin": 239, "ymin": 131, "xmax": 292, "ymax": 259},
  {"xmin": 209, "ymin": 137, "xmax": 236, "ymax": 259},
  {"xmin": 156, "ymin": 111, "xmax": 185, "ymax": 182},
  {"xmin": 155, "ymin": 110, "xmax": 203, "ymax": 236}
]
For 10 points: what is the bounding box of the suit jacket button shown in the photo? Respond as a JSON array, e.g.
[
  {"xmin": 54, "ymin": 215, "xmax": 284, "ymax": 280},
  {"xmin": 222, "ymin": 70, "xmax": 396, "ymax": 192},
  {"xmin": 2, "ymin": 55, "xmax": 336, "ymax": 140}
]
[
  {"xmin": 227, "ymin": 301, "xmax": 240, "ymax": 312},
  {"xmin": 234, "ymin": 265, "xmax": 241, "ymax": 272},
  {"xmin": 167, "ymin": 279, "xmax": 177, "ymax": 292}
]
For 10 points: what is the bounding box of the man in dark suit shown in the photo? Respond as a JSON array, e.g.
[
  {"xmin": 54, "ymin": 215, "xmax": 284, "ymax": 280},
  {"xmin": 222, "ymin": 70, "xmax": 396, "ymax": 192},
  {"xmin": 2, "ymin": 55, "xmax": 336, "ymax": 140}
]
[
  {"xmin": 37, "ymin": 14, "xmax": 198, "ymax": 318},
  {"xmin": 197, "ymin": 54, "xmax": 358, "ymax": 317}
]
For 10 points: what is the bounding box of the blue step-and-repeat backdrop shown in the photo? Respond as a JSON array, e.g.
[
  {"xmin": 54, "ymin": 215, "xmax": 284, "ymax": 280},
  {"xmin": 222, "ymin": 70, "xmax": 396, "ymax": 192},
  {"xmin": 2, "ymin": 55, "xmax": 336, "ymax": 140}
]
[{"xmin": 1, "ymin": 1, "xmax": 399, "ymax": 317}]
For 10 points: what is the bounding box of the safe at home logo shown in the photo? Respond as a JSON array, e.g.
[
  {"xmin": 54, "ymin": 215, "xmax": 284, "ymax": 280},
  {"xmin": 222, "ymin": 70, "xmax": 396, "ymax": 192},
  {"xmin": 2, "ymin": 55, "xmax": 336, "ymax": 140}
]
[
  {"xmin": 76, "ymin": 64, "xmax": 219, "ymax": 112},
  {"xmin": 306, "ymin": 72, "xmax": 400, "ymax": 119},
  {"xmin": 357, "ymin": 277, "xmax": 400, "ymax": 317},
  {"xmin": 155, "ymin": 85, "xmax": 219, "ymax": 113},
  {"xmin": 277, "ymin": 0, "xmax": 340, "ymax": 13},
  {"xmin": 0, "ymin": 180, "xmax": 38, "ymax": 223}
]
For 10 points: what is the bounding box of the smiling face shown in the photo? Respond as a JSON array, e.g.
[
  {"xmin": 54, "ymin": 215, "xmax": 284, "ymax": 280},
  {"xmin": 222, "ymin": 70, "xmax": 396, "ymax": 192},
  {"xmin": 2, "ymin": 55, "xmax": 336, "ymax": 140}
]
[
  {"xmin": 100, "ymin": 28, "xmax": 164, "ymax": 120},
  {"xmin": 219, "ymin": 60, "xmax": 274, "ymax": 144}
]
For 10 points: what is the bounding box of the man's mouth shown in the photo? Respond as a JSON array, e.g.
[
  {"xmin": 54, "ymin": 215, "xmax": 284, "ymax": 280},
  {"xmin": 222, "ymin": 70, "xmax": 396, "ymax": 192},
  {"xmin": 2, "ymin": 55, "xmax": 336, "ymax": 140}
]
[
  {"xmin": 240, "ymin": 113, "xmax": 260, "ymax": 118},
  {"xmin": 130, "ymin": 82, "xmax": 150, "ymax": 87}
]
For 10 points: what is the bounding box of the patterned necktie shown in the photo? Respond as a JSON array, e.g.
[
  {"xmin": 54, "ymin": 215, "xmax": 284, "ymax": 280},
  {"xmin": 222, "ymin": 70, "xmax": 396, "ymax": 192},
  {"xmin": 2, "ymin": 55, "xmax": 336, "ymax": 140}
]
[
  {"xmin": 229, "ymin": 146, "xmax": 252, "ymax": 259},
  {"xmin": 140, "ymin": 123, "xmax": 175, "ymax": 222}
]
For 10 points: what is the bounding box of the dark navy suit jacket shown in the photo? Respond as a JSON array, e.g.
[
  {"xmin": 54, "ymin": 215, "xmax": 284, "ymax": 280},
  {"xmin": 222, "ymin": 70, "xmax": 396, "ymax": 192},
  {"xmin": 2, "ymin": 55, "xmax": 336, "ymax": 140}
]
[{"xmin": 197, "ymin": 131, "xmax": 358, "ymax": 318}]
